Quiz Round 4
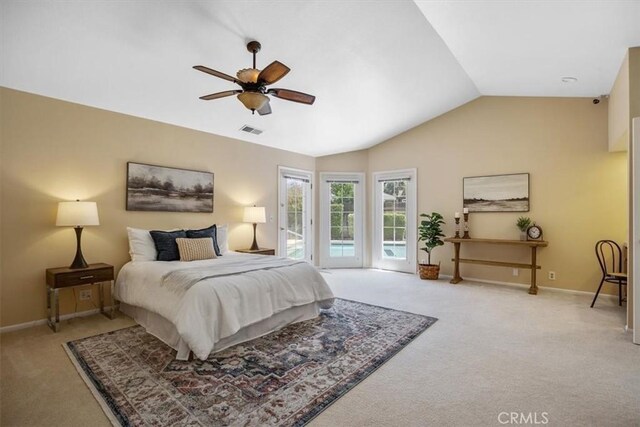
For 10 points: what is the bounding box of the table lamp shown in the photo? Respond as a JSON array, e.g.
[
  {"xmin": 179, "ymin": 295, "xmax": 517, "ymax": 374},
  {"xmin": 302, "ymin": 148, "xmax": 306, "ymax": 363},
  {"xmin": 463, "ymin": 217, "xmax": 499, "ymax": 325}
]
[
  {"xmin": 56, "ymin": 200, "xmax": 100, "ymax": 269},
  {"xmin": 243, "ymin": 206, "xmax": 266, "ymax": 251}
]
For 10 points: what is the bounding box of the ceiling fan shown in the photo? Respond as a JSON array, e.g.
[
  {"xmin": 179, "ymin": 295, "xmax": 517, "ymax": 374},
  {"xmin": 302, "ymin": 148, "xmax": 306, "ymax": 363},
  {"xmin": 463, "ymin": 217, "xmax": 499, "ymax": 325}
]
[{"xmin": 193, "ymin": 40, "xmax": 316, "ymax": 115}]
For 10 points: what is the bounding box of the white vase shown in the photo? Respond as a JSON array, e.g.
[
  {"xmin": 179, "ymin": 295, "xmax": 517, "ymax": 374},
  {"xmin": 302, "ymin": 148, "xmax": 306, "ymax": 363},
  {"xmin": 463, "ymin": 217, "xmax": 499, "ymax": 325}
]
[{"xmin": 519, "ymin": 231, "xmax": 527, "ymax": 241}]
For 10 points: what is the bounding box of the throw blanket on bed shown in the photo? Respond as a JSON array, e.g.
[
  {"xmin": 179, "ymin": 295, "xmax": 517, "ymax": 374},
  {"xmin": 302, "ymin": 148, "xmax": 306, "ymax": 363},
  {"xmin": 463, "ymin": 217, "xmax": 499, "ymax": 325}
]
[
  {"xmin": 162, "ymin": 256, "xmax": 306, "ymax": 294},
  {"xmin": 116, "ymin": 253, "xmax": 334, "ymax": 360}
]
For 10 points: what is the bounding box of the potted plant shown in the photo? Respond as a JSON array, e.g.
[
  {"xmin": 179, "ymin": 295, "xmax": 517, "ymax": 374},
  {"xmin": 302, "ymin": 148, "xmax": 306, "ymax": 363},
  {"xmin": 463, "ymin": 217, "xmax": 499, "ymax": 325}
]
[
  {"xmin": 418, "ymin": 212, "xmax": 445, "ymax": 280},
  {"xmin": 516, "ymin": 216, "xmax": 531, "ymax": 241}
]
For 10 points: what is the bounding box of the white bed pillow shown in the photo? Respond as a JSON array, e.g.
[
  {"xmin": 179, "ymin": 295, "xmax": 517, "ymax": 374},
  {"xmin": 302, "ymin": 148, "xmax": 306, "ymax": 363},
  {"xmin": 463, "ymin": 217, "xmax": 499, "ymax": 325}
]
[
  {"xmin": 127, "ymin": 227, "xmax": 157, "ymax": 262},
  {"xmin": 217, "ymin": 224, "xmax": 229, "ymax": 254}
]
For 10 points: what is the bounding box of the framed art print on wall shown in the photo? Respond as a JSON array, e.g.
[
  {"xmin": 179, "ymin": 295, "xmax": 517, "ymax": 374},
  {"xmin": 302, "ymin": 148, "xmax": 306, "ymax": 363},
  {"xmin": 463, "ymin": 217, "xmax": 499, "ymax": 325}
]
[
  {"xmin": 463, "ymin": 173, "xmax": 529, "ymax": 212},
  {"xmin": 126, "ymin": 162, "xmax": 214, "ymax": 212}
]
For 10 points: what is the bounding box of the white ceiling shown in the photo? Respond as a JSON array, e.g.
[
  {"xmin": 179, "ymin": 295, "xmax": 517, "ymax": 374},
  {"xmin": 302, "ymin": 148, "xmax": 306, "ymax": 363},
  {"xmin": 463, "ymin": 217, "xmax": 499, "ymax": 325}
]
[
  {"xmin": 1, "ymin": 1, "xmax": 639, "ymax": 157},
  {"xmin": 0, "ymin": 1, "xmax": 478, "ymax": 157},
  {"xmin": 415, "ymin": 0, "xmax": 640, "ymax": 97}
]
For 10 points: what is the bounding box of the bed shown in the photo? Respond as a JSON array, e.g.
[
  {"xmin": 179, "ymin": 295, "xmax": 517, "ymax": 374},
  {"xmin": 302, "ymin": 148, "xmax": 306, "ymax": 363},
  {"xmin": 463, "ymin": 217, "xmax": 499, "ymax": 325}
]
[{"xmin": 115, "ymin": 227, "xmax": 334, "ymax": 361}]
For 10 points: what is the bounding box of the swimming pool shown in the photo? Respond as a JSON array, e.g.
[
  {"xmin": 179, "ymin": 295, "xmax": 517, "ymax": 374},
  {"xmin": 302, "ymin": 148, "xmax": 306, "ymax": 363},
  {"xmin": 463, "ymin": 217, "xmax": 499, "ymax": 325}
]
[
  {"xmin": 286, "ymin": 242, "xmax": 407, "ymax": 259},
  {"xmin": 328, "ymin": 242, "xmax": 406, "ymax": 258}
]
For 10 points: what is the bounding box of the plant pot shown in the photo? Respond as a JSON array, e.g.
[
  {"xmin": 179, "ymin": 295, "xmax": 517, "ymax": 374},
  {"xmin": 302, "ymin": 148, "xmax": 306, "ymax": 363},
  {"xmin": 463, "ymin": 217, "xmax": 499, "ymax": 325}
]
[
  {"xmin": 519, "ymin": 231, "xmax": 527, "ymax": 241},
  {"xmin": 419, "ymin": 263, "xmax": 440, "ymax": 280}
]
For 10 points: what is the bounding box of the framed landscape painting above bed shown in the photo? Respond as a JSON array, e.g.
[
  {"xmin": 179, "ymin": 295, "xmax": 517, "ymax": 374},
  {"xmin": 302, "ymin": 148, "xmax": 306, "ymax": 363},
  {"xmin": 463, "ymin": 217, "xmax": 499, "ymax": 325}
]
[
  {"xmin": 463, "ymin": 173, "xmax": 529, "ymax": 212},
  {"xmin": 126, "ymin": 162, "xmax": 214, "ymax": 212}
]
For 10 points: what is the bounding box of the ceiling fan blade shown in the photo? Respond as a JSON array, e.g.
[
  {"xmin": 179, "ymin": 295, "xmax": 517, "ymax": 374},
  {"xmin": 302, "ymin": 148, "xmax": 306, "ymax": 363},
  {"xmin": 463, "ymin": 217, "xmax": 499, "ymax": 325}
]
[
  {"xmin": 199, "ymin": 90, "xmax": 242, "ymax": 100},
  {"xmin": 257, "ymin": 101, "xmax": 272, "ymax": 116},
  {"xmin": 193, "ymin": 65, "xmax": 237, "ymax": 83},
  {"xmin": 258, "ymin": 61, "xmax": 290, "ymax": 84},
  {"xmin": 268, "ymin": 88, "xmax": 315, "ymax": 105}
]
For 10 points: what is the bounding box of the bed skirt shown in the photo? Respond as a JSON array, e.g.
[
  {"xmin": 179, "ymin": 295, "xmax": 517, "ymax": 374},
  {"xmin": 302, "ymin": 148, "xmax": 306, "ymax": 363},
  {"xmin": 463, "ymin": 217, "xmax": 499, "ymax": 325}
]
[{"xmin": 119, "ymin": 302, "xmax": 322, "ymax": 360}]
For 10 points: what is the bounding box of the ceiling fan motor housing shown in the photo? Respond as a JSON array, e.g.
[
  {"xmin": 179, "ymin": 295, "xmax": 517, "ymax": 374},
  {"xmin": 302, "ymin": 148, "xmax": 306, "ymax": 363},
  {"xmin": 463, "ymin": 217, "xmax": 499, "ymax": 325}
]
[{"xmin": 247, "ymin": 41, "xmax": 261, "ymax": 54}]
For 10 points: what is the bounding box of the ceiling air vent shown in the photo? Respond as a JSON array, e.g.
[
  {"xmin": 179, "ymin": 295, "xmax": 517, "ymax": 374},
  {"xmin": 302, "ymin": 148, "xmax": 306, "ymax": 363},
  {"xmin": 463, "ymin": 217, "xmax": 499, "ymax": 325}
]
[{"xmin": 239, "ymin": 125, "xmax": 263, "ymax": 135}]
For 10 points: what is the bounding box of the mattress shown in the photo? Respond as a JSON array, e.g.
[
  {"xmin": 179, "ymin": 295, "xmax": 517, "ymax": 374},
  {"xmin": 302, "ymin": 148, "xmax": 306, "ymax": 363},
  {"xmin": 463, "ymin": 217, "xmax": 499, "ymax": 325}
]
[
  {"xmin": 115, "ymin": 252, "xmax": 334, "ymax": 360},
  {"xmin": 120, "ymin": 301, "xmax": 322, "ymax": 360}
]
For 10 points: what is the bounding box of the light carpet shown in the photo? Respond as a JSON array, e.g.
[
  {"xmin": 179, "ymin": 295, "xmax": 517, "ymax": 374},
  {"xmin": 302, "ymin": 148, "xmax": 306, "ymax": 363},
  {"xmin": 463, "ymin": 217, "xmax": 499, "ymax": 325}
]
[{"xmin": 1, "ymin": 269, "xmax": 638, "ymax": 426}]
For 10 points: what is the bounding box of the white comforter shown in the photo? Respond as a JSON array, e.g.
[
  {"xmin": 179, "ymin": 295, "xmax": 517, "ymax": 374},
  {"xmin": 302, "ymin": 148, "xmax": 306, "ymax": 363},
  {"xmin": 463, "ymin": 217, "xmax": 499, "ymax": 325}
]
[{"xmin": 115, "ymin": 253, "xmax": 334, "ymax": 360}]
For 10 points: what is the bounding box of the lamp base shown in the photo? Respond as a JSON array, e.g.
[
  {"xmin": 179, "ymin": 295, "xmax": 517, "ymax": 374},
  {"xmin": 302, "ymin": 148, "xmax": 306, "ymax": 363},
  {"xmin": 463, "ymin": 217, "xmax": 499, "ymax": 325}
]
[
  {"xmin": 250, "ymin": 223, "xmax": 260, "ymax": 251},
  {"xmin": 69, "ymin": 226, "xmax": 89, "ymax": 269}
]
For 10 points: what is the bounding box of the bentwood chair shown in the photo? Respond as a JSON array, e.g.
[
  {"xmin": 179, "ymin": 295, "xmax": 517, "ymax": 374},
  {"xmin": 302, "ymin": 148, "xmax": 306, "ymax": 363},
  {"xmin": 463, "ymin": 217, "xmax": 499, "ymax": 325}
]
[{"xmin": 590, "ymin": 240, "xmax": 627, "ymax": 308}]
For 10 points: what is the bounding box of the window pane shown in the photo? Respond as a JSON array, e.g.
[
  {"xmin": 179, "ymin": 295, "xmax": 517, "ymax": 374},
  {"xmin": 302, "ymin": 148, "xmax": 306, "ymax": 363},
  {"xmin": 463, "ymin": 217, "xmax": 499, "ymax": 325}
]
[
  {"xmin": 383, "ymin": 227, "xmax": 394, "ymax": 242},
  {"xmin": 381, "ymin": 179, "xmax": 408, "ymax": 260},
  {"xmin": 330, "ymin": 212, "xmax": 342, "ymax": 228},
  {"xmin": 286, "ymin": 177, "xmax": 307, "ymax": 260},
  {"xmin": 342, "ymin": 197, "xmax": 354, "ymax": 213},
  {"xmin": 331, "ymin": 226, "xmax": 342, "ymax": 240},
  {"xmin": 328, "ymin": 181, "xmax": 358, "ymax": 259}
]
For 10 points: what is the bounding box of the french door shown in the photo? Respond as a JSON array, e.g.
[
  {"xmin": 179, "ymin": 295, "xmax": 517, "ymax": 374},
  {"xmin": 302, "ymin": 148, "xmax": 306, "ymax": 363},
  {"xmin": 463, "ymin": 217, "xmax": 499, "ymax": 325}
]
[
  {"xmin": 372, "ymin": 169, "xmax": 417, "ymax": 273},
  {"xmin": 278, "ymin": 167, "xmax": 313, "ymax": 262},
  {"xmin": 319, "ymin": 172, "xmax": 364, "ymax": 268}
]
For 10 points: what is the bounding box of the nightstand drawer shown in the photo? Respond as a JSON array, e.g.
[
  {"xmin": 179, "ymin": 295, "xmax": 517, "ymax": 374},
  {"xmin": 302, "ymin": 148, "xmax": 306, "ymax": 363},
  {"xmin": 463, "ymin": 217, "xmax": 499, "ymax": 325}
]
[{"xmin": 47, "ymin": 266, "xmax": 114, "ymax": 288}]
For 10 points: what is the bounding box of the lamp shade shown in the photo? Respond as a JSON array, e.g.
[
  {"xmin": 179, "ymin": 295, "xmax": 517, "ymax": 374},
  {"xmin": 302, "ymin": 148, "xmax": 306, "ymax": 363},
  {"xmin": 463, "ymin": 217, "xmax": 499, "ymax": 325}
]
[
  {"xmin": 236, "ymin": 68, "xmax": 260, "ymax": 84},
  {"xmin": 243, "ymin": 206, "xmax": 266, "ymax": 224},
  {"xmin": 56, "ymin": 201, "xmax": 100, "ymax": 227},
  {"xmin": 237, "ymin": 92, "xmax": 269, "ymax": 111}
]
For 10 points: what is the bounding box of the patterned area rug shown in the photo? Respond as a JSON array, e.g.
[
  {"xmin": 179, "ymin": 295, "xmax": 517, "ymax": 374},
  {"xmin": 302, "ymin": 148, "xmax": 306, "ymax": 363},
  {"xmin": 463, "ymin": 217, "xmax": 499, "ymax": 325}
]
[{"xmin": 65, "ymin": 298, "xmax": 437, "ymax": 426}]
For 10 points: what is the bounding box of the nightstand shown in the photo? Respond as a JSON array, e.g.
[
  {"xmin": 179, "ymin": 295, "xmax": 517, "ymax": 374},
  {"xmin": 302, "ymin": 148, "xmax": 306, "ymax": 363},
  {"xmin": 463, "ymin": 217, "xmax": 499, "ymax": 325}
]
[
  {"xmin": 235, "ymin": 248, "xmax": 276, "ymax": 256},
  {"xmin": 45, "ymin": 263, "xmax": 115, "ymax": 332}
]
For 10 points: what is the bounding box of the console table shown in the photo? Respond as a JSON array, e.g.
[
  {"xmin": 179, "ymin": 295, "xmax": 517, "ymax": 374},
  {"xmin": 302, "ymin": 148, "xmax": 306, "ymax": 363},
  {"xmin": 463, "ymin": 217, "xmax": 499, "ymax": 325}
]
[{"xmin": 443, "ymin": 237, "xmax": 549, "ymax": 295}]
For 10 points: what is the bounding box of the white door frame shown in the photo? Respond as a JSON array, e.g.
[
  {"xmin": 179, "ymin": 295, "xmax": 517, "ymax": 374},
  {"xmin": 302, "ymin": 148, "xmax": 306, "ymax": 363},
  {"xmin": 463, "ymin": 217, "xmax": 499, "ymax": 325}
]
[
  {"xmin": 372, "ymin": 169, "xmax": 417, "ymax": 273},
  {"xmin": 319, "ymin": 172, "xmax": 365, "ymax": 268},
  {"xmin": 632, "ymin": 117, "xmax": 639, "ymax": 344},
  {"xmin": 277, "ymin": 166, "xmax": 314, "ymax": 262}
]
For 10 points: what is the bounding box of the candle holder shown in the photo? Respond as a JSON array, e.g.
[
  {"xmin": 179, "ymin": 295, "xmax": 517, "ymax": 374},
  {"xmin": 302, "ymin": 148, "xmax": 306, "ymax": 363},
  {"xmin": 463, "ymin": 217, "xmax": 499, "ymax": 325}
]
[
  {"xmin": 462, "ymin": 212, "xmax": 471, "ymax": 239},
  {"xmin": 454, "ymin": 217, "xmax": 461, "ymax": 238}
]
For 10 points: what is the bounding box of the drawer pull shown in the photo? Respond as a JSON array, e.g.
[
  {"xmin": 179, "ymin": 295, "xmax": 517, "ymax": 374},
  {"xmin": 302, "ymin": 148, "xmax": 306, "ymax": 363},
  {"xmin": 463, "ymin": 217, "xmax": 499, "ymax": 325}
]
[{"xmin": 80, "ymin": 275, "xmax": 94, "ymax": 280}]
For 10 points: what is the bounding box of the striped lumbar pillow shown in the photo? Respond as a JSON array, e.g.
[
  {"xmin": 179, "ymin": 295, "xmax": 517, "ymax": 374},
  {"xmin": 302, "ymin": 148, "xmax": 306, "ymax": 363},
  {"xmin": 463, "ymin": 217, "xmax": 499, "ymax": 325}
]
[{"xmin": 176, "ymin": 237, "xmax": 217, "ymax": 262}]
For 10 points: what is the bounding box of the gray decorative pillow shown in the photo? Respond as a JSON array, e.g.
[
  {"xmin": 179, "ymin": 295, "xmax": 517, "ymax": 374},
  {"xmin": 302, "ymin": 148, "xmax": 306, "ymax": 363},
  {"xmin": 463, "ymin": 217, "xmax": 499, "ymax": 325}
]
[{"xmin": 150, "ymin": 230, "xmax": 186, "ymax": 261}]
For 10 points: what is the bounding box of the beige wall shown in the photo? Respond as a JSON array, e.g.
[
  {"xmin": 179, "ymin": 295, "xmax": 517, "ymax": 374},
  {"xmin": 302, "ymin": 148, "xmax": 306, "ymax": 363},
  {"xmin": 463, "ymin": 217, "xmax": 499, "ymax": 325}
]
[
  {"xmin": 609, "ymin": 47, "xmax": 639, "ymax": 330},
  {"xmin": 1, "ymin": 89, "xmax": 631, "ymax": 328},
  {"xmin": 608, "ymin": 52, "xmax": 629, "ymax": 152},
  {"xmin": 323, "ymin": 97, "xmax": 627, "ymax": 294},
  {"xmin": 0, "ymin": 88, "xmax": 315, "ymax": 327},
  {"xmin": 629, "ymin": 47, "xmax": 640, "ymax": 126}
]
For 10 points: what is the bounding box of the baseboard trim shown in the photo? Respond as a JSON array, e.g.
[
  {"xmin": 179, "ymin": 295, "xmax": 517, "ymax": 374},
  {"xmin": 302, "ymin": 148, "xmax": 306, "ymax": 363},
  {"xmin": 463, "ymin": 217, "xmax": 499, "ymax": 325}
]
[
  {"xmin": 0, "ymin": 306, "xmax": 115, "ymax": 334},
  {"xmin": 438, "ymin": 274, "xmax": 617, "ymax": 299}
]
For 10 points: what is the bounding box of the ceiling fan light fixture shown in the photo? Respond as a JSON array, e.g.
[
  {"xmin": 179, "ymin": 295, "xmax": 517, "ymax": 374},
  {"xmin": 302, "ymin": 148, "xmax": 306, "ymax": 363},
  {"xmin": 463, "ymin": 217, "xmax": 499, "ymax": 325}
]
[
  {"xmin": 237, "ymin": 92, "xmax": 269, "ymax": 112},
  {"xmin": 237, "ymin": 68, "xmax": 260, "ymax": 83}
]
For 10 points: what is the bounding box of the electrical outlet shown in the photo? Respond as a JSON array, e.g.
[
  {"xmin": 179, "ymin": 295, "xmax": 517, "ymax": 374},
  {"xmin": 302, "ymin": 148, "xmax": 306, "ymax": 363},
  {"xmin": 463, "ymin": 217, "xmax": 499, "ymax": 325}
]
[
  {"xmin": 512, "ymin": 268, "xmax": 519, "ymax": 276},
  {"xmin": 548, "ymin": 271, "xmax": 556, "ymax": 280},
  {"xmin": 79, "ymin": 289, "xmax": 92, "ymax": 301}
]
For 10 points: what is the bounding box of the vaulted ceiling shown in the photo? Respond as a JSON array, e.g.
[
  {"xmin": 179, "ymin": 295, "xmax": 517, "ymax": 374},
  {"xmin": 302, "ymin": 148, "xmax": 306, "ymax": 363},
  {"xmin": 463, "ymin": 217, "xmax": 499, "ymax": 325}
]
[{"xmin": 2, "ymin": 1, "xmax": 639, "ymax": 156}]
